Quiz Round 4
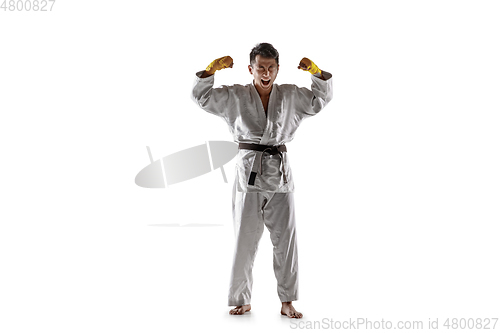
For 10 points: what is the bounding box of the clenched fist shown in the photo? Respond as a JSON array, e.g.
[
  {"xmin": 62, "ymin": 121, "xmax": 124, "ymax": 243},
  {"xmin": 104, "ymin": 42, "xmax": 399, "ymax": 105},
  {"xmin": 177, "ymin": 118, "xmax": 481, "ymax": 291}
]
[
  {"xmin": 205, "ymin": 56, "xmax": 234, "ymax": 75},
  {"xmin": 298, "ymin": 57, "xmax": 321, "ymax": 76}
]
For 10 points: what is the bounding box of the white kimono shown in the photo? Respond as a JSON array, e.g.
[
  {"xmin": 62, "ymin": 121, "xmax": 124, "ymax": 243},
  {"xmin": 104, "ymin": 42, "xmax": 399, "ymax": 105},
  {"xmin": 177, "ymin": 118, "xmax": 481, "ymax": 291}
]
[
  {"xmin": 192, "ymin": 68, "xmax": 333, "ymax": 306},
  {"xmin": 191, "ymin": 70, "xmax": 333, "ymax": 192}
]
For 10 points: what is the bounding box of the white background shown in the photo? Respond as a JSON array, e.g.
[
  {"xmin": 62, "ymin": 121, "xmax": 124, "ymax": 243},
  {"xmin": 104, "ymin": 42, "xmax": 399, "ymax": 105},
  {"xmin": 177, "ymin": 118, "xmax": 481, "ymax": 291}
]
[{"xmin": 1, "ymin": 0, "xmax": 499, "ymax": 332}]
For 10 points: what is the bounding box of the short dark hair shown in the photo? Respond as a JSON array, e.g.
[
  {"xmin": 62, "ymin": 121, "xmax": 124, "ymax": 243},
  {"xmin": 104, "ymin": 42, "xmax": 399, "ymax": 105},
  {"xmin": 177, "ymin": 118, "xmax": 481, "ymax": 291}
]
[{"xmin": 249, "ymin": 43, "xmax": 279, "ymax": 66}]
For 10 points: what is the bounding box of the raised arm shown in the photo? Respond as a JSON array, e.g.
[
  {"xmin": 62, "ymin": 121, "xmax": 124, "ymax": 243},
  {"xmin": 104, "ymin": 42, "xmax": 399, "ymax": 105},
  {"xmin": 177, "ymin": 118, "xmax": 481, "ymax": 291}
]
[
  {"xmin": 191, "ymin": 56, "xmax": 235, "ymax": 118},
  {"xmin": 295, "ymin": 57, "xmax": 333, "ymax": 117}
]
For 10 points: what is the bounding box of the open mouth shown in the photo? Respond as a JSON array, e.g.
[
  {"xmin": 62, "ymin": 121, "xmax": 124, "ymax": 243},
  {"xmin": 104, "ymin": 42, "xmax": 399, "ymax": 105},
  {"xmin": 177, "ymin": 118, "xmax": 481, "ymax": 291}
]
[{"xmin": 261, "ymin": 79, "xmax": 271, "ymax": 87}]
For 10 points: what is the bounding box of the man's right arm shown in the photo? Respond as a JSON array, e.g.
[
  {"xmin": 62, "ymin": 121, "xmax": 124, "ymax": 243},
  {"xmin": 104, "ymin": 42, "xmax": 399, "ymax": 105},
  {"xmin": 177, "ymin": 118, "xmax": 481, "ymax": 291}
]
[
  {"xmin": 294, "ymin": 57, "xmax": 333, "ymax": 117},
  {"xmin": 191, "ymin": 56, "xmax": 234, "ymax": 118}
]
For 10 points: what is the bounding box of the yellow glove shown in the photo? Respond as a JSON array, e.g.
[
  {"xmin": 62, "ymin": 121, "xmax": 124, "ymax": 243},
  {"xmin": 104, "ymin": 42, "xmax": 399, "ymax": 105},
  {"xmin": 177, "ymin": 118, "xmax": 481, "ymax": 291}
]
[
  {"xmin": 297, "ymin": 57, "xmax": 321, "ymax": 75},
  {"xmin": 205, "ymin": 56, "xmax": 233, "ymax": 75}
]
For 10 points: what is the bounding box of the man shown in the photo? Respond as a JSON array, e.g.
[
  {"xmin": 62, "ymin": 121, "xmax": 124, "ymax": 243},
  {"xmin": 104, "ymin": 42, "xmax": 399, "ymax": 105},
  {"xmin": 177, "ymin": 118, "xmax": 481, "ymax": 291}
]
[{"xmin": 191, "ymin": 43, "xmax": 333, "ymax": 318}]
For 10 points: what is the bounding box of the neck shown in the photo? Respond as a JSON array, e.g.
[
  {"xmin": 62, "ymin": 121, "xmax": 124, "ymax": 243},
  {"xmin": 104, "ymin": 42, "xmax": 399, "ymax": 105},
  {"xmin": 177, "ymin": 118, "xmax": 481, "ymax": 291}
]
[{"xmin": 254, "ymin": 81, "xmax": 271, "ymax": 99}]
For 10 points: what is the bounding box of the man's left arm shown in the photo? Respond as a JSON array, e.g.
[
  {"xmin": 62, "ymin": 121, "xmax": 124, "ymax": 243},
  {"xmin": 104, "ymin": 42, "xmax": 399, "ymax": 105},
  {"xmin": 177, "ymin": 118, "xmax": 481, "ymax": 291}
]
[{"xmin": 295, "ymin": 57, "xmax": 333, "ymax": 116}]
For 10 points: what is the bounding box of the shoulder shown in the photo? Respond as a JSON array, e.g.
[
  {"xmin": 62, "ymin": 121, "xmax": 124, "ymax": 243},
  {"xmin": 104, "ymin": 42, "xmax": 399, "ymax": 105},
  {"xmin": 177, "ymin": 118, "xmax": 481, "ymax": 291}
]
[
  {"xmin": 276, "ymin": 83, "xmax": 298, "ymax": 90},
  {"xmin": 219, "ymin": 83, "xmax": 251, "ymax": 91},
  {"xmin": 229, "ymin": 84, "xmax": 252, "ymax": 95},
  {"xmin": 274, "ymin": 83, "xmax": 299, "ymax": 96},
  {"xmin": 216, "ymin": 83, "xmax": 249, "ymax": 92}
]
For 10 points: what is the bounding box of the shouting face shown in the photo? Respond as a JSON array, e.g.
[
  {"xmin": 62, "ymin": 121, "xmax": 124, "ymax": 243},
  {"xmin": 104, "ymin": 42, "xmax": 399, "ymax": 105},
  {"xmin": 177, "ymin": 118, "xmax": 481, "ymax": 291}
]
[{"xmin": 248, "ymin": 55, "xmax": 279, "ymax": 96}]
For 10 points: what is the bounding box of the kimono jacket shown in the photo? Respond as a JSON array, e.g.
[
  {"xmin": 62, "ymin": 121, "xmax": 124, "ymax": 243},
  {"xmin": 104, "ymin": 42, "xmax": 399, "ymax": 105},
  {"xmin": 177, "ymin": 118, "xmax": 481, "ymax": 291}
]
[{"xmin": 192, "ymin": 70, "xmax": 333, "ymax": 192}]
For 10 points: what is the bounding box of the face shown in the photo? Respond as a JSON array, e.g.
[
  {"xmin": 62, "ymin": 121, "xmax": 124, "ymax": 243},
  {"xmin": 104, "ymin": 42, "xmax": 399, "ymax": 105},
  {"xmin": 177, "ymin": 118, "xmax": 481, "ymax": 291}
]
[{"xmin": 248, "ymin": 55, "xmax": 279, "ymax": 94}]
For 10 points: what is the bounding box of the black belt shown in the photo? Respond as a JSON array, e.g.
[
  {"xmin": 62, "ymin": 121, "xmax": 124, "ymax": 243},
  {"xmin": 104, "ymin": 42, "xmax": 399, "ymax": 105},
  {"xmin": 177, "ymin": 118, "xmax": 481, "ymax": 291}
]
[
  {"xmin": 238, "ymin": 143, "xmax": 288, "ymax": 185},
  {"xmin": 238, "ymin": 143, "xmax": 287, "ymax": 154}
]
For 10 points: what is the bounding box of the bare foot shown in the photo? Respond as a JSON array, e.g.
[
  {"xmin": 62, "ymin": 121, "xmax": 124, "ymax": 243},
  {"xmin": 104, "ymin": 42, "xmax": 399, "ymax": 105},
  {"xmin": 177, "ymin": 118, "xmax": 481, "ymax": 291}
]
[
  {"xmin": 281, "ymin": 301, "xmax": 302, "ymax": 318},
  {"xmin": 229, "ymin": 304, "xmax": 251, "ymax": 315}
]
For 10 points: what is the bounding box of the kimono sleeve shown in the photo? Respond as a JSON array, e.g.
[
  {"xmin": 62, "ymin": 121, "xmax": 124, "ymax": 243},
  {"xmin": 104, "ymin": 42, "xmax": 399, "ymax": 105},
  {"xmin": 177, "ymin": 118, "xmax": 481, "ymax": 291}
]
[
  {"xmin": 191, "ymin": 70, "xmax": 233, "ymax": 120},
  {"xmin": 294, "ymin": 70, "xmax": 333, "ymax": 118}
]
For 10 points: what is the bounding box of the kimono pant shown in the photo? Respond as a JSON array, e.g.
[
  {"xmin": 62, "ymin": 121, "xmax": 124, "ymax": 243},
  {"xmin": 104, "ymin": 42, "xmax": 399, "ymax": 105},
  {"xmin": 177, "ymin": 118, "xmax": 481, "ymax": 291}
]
[{"xmin": 228, "ymin": 183, "xmax": 299, "ymax": 306}]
